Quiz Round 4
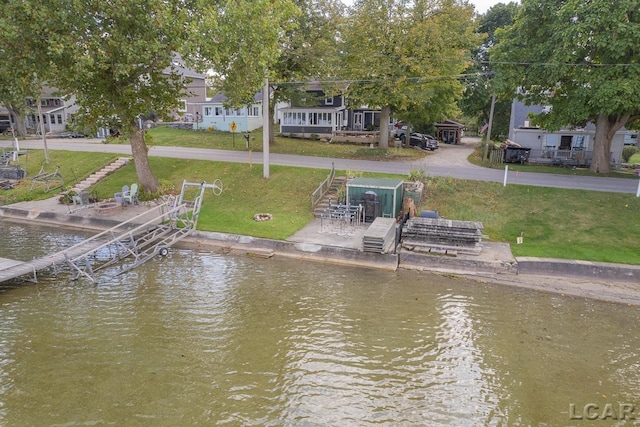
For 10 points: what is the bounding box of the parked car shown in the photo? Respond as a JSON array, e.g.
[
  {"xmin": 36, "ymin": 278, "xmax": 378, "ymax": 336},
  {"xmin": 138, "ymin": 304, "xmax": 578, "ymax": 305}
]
[{"xmin": 399, "ymin": 132, "xmax": 439, "ymax": 151}]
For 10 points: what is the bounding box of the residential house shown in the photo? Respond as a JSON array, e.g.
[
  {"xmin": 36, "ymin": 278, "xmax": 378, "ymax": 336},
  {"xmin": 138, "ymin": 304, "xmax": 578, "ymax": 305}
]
[
  {"xmin": 167, "ymin": 57, "xmax": 208, "ymax": 124},
  {"xmin": 508, "ymin": 100, "xmax": 626, "ymax": 167},
  {"xmin": 278, "ymin": 82, "xmax": 385, "ymax": 138},
  {"xmin": 279, "ymin": 82, "xmax": 347, "ymax": 137},
  {"xmin": 200, "ymin": 92, "xmax": 264, "ymax": 132},
  {"xmin": 4, "ymin": 87, "xmax": 81, "ymax": 135}
]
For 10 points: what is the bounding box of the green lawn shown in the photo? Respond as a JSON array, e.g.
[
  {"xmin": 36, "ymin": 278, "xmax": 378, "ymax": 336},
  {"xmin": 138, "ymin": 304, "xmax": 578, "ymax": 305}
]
[
  {"xmin": 143, "ymin": 126, "xmax": 426, "ymax": 161},
  {"xmin": 423, "ymin": 177, "xmax": 640, "ymax": 264},
  {"xmin": 2, "ymin": 139, "xmax": 639, "ymax": 265}
]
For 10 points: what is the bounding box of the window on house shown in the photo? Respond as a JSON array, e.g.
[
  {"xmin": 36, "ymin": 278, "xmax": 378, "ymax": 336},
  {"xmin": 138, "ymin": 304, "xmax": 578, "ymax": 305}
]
[
  {"xmin": 43, "ymin": 115, "xmax": 47, "ymax": 124},
  {"xmin": 215, "ymin": 107, "xmax": 223, "ymax": 116},
  {"xmin": 54, "ymin": 99, "xmax": 61, "ymax": 106},
  {"xmin": 248, "ymin": 107, "xmax": 259, "ymax": 117},
  {"xmin": 57, "ymin": 114, "xmax": 63, "ymax": 124},
  {"xmin": 225, "ymin": 108, "xmax": 233, "ymax": 116},
  {"xmin": 178, "ymin": 100, "xmax": 187, "ymax": 112},
  {"xmin": 283, "ymin": 112, "xmax": 306, "ymax": 125},
  {"xmin": 50, "ymin": 114, "xmax": 55, "ymax": 124},
  {"xmin": 204, "ymin": 107, "xmax": 213, "ymax": 116},
  {"xmin": 236, "ymin": 108, "xmax": 243, "ymax": 116},
  {"xmin": 325, "ymin": 97, "xmax": 333, "ymax": 105}
]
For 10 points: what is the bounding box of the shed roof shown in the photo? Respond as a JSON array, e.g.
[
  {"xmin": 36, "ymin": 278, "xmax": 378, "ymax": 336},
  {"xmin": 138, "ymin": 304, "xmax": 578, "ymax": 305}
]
[{"xmin": 347, "ymin": 177, "xmax": 403, "ymax": 189}]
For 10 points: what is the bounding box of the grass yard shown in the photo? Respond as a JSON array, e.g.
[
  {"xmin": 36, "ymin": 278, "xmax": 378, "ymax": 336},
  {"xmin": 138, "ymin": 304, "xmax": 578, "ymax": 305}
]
[
  {"xmin": 2, "ymin": 144, "xmax": 639, "ymax": 265},
  {"xmin": 141, "ymin": 126, "xmax": 426, "ymax": 161},
  {"xmin": 92, "ymin": 157, "xmax": 328, "ymax": 240},
  {"xmin": 0, "ymin": 150, "xmax": 119, "ymax": 205},
  {"xmin": 424, "ymin": 177, "xmax": 640, "ymax": 264}
]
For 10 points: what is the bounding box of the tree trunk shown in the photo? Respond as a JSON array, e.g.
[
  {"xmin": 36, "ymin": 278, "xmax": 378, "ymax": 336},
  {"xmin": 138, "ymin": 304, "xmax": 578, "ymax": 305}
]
[
  {"xmin": 8, "ymin": 106, "xmax": 27, "ymax": 137},
  {"xmin": 268, "ymin": 95, "xmax": 275, "ymax": 145},
  {"xmin": 379, "ymin": 105, "xmax": 391, "ymax": 150},
  {"xmin": 129, "ymin": 126, "xmax": 160, "ymax": 193},
  {"xmin": 590, "ymin": 114, "xmax": 626, "ymax": 173}
]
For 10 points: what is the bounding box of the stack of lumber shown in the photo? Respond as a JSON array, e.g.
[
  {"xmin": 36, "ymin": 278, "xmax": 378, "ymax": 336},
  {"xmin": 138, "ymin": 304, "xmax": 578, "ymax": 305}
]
[
  {"xmin": 401, "ymin": 217, "xmax": 483, "ymax": 255},
  {"xmin": 362, "ymin": 217, "xmax": 397, "ymax": 254}
]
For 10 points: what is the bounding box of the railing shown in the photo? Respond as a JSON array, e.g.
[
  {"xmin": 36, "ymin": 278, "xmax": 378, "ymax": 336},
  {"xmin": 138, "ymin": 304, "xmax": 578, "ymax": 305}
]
[
  {"xmin": 311, "ymin": 162, "xmax": 335, "ymax": 209},
  {"xmin": 529, "ymin": 148, "xmax": 594, "ymax": 167},
  {"xmin": 490, "ymin": 147, "xmax": 601, "ymax": 167}
]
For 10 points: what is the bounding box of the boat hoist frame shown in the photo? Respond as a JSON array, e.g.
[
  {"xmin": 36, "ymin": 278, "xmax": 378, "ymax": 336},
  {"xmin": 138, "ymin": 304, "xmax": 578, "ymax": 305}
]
[{"xmin": 65, "ymin": 179, "xmax": 223, "ymax": 282}]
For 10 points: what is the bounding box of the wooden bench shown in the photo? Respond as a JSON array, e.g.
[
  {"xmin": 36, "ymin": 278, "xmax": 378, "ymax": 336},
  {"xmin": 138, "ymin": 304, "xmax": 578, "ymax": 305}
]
[{"xmin": 30, "ymin": 165, "xmax": 64, "ymax": 192}]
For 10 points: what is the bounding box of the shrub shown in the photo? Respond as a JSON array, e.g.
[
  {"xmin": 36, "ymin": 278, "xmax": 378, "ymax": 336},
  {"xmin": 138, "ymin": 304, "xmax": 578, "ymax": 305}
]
[
  {"xmin": 310, "ymin": 133, "xmax": 319, "ymax": 140},
  {"xmin": 408, "ymin": 168, "xmax": 427, "ymax": 182},
  {"xmin": 346, "ymin": 169, "xmax": 363, "ymax": 179},
  {"xmin": 622, "ymin": 145, "xmax": 639, "ymax": 163}
]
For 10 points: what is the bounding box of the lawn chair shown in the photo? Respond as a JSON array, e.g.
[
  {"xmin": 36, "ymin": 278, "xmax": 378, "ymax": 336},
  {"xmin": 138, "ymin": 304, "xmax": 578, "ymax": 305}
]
[
  {"xmin": 122, "ymin": 183, "xmax": 139, "ymax": 206},
  {"xmin": 72, "ymin": 190, "xmax": 90, "ymax": 208},
  {"xmin": 114, "ymin": 185, "xmax": 128, "ymax": 205}
]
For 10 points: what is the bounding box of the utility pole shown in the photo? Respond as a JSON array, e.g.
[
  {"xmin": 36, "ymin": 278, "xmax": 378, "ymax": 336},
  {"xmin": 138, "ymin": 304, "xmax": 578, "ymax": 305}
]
[
  {"xmin": 262, "ymin": 77, "xmax": 270, "ymax": 179},
  {"xmin": 35, "ymin": 81, "xmax": 50, "ymax": 164},
  {"xmin": 482, "ymin": 92, "xmax": 496, "ymax": 164}
]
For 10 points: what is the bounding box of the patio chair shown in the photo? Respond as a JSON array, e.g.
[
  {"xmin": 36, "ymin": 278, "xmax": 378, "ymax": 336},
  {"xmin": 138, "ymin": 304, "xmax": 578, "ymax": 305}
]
[
  {"xmin": 122, "ymin": 183, "xmax": 139, "ymax": 206},
  {"xmin": 72, "ymin": 190, "xmax": 90, "ymax": 208},
  {"xmin": 114, "ymin": 185, "xmax": 128, "ymax": 205}
]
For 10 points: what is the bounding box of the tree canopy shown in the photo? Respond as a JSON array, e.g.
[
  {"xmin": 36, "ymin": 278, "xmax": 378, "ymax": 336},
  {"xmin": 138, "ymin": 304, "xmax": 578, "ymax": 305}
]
[
  {"xmin": 1, "ymin": 0, "xmax": 299, "ymax": 191},
  {"xmin": 459, "ymin": 2, "xmax": 519, "ymax": 140},
  {"xmin": 491, "ymin": 0, "xmax": 640, "ymax": 173},
  {"xmin": 339, "ymin": 0, "xmax": 479, "ymax": 148}
]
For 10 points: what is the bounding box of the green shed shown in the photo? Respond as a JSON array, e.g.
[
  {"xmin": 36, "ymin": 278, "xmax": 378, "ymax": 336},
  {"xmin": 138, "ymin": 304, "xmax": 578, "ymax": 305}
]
[{"xmin": 346, "ymin": 178, "xmax": 404, "ymax": 222}]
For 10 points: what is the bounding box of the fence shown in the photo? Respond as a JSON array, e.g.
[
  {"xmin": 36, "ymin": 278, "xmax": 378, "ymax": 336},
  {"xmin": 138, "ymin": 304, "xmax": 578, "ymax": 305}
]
[{"xmin": 489, "ymin": 147, "xmax": 600, "ymax": 168}]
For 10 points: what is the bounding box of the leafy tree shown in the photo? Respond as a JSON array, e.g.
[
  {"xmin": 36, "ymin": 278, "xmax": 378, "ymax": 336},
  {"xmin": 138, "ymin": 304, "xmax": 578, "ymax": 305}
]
[
  {"xmin": 189, "ymin": 0, "xmax": 300, "ymax": 141},
  {"xmin": 49, "ymin": 0, "xmax": 195, "ymax": 192},
  {"xmin": 192, "ymin": 0, "xmax": 338, "ymax": 145},
  {"xmin": 0, "ymin": 0, "xmax": 194, "ymax": 191},
  {"xmin": 0, "ymin": 0, "xmax": 53, "ymax": 137},
  {"xmin": 340, "ymin": 0, "xmax": 480, "ymax": 149},
  {"xmin": 268, "ymin": 0, "xmax": 345, "ymax": 143},
  {"xmin": 491, "ymin": 0, "xmax": 640, "ymax": 173},
  {"xmin": 460, "ymin": 2, "xmax": 519, "ymax": 140}
]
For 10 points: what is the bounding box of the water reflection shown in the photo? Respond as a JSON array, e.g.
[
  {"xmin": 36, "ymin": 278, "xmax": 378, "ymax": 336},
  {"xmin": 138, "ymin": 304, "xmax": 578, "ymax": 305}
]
[{"xmin": 0, "ymin": 222, "xmax": 639, "ymax": 425}]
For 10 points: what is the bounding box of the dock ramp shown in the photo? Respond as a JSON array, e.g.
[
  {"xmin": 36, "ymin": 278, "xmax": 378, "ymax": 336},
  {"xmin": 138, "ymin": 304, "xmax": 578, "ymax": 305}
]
[{"xmin": 0, "ymin": 179, "xmax": 222, "ymax": 284}]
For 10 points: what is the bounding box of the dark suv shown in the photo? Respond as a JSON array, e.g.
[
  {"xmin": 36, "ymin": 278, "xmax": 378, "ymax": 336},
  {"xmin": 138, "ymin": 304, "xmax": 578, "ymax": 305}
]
[{"xmin": 400, "ymin": 132, "xmax": 439, "ymax": 151}]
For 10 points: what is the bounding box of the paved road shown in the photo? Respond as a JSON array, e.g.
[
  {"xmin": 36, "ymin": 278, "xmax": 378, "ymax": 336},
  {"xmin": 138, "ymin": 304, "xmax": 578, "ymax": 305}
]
[{"xmin": 11, "ymin": 137, "xmax": 640, "ymax": 194}]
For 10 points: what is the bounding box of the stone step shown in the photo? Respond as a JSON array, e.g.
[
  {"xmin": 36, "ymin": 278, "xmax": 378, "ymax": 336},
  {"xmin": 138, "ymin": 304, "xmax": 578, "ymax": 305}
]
[{"xmin": 70, "ymin": 157, "xmax": 133, "ymax": 193}]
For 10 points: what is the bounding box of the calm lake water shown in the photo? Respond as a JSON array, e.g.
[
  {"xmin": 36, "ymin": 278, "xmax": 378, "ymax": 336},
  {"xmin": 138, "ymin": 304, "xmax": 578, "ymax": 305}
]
[{"xmin": 0, "ymin": 222, "xmax": 639, "ymax": 426}]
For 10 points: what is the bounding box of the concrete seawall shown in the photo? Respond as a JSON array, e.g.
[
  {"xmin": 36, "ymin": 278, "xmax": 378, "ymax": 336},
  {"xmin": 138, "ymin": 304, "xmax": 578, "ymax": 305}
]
[
  {"xmin": 1, "ymin": 204, "xmax": 639, "ymax": 285},
  {"xmin": 516, "ymin": 256, "xmax": 640, "ymax": 283}
]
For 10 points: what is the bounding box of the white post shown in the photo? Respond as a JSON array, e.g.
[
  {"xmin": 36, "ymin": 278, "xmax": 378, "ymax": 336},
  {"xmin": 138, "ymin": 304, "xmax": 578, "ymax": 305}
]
[
  {"xmin": 262, "ymin": 77, "xmax": 270, "ymax": 179},
  {"xmin": 503, "ymin": 165, "xmax": 508, "ymax": 187},
  {"xmin": 636, "ymin": 178, "xmax": 640, "ymax": 197}
]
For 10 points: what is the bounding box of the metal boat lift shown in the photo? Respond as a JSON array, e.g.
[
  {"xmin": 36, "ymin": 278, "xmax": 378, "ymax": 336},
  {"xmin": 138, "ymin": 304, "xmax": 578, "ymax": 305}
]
[
  {"xmin": 0, "ymin": 180, "xmax": 222, "ymax": 285},
  {"xmin": 64, "ymin": 179, "xmax": 223, "ymax": 282}
]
